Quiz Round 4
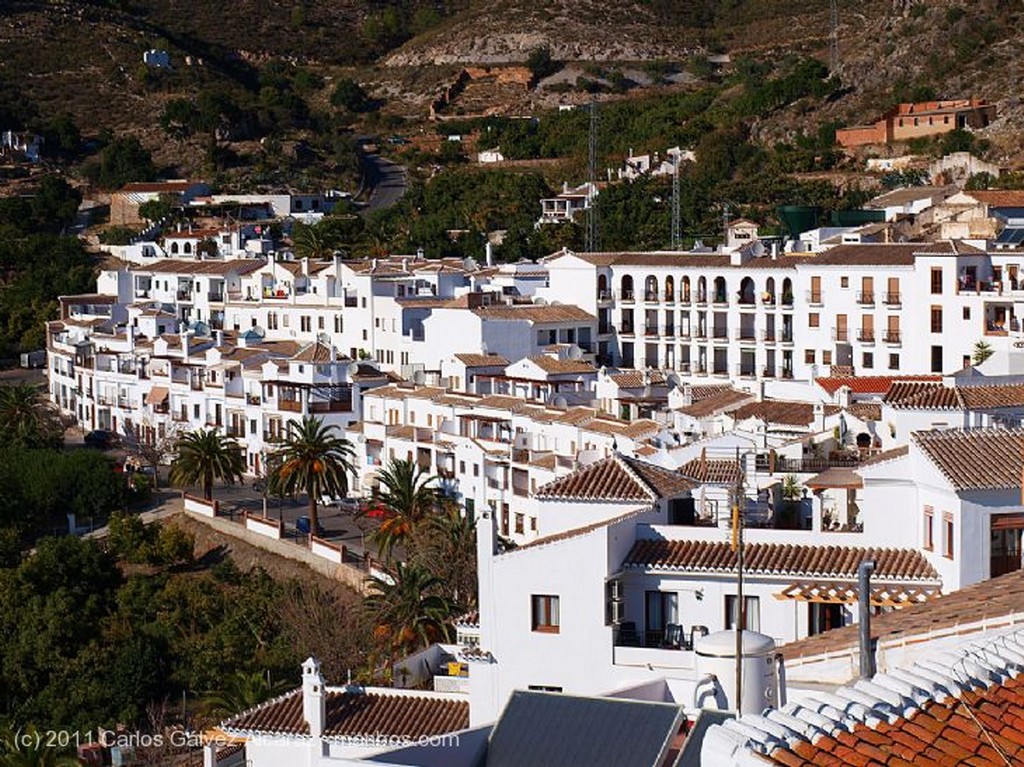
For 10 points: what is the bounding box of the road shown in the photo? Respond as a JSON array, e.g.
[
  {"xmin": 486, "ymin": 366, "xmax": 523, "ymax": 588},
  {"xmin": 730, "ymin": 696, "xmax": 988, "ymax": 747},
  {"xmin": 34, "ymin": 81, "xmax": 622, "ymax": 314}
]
[{"xmin": 359, "ymin": 153, "xmax": 408, "ymax": 216}]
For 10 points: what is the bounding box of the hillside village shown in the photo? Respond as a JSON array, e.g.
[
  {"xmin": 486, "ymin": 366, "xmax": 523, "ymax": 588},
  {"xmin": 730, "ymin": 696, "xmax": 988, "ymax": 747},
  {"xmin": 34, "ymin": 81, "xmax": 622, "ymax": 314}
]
[{"xmin": 8, "ymin": 1, "xmax": 1024, "ymax": 766}]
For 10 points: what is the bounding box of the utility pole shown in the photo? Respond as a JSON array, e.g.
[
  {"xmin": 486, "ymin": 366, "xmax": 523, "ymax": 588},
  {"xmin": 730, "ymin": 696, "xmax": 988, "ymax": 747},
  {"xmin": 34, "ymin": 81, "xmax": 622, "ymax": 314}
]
[
  {"xmin": 671, "ymin": 154, "xmax": 681, "ymax": 250},
  {"xmin": 829, "ymin": 0, "xmax": 840, "ymax": 76},
  {"xmin": 585, "ymin": 100, "xmax": 600, "ymax": 253},
  {"xmin": 732, "ymin": 446, "xmax": 745, "ymax": 715}
]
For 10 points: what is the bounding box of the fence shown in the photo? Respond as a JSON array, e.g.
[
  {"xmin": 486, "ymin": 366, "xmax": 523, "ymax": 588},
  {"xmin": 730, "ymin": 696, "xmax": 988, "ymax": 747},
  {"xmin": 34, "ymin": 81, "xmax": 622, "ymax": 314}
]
[{"xmin": 183, "ymin": 494, "xmax": 218, "ymax": 518}]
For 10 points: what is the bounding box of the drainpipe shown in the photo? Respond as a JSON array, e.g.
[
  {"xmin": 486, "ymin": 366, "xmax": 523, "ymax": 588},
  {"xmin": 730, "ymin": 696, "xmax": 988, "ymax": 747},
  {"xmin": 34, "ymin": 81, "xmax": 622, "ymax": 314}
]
[{"xmin": 858, "ymin": 559, "xmax": 876, "ymax": 680}]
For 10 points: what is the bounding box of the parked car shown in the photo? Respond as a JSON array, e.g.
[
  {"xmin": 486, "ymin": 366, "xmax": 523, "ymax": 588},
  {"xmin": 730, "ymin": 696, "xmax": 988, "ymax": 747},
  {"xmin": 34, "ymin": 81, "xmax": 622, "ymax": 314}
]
[
  {"xmin": 296, "ymin": 516, "xmax": 326, "ymax": 537},
  {"xmin": 84, "ymin": 430, "xmax": 118, "ymax": 449}
]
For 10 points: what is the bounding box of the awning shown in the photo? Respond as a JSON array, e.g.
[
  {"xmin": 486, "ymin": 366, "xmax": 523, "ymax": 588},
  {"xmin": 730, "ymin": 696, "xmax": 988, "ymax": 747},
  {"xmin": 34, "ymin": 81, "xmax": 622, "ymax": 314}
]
[
  {"xmin": 144, "ymin": 386, "xmax": 169, "ymax": 405},
  {"xmin": 775, "ymin": 581, "xmax": 939, "ymax": 608},
  {"xmin": 992, "ymin": 514, "xmax": 1024, "ymax": 530},
  {"xmin": 805, "ymin": 467, "xmax": 863, "ymax": 490}
]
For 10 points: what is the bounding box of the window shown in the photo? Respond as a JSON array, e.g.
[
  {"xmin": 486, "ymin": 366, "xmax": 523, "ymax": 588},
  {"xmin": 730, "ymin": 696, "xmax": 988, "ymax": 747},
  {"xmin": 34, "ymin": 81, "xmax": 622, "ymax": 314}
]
[
  {"xmin": 923, "ymin": 506, "xmax": 934, "ymax": 550},
  {"xmin": 963, "ymin": 306, "xmax": 971, "ymax": 320},
  {"xmin": 840, "ymin": 276, "xmax": 849, "ymax": 288},
  {"xmin": 473, "ymin": 464, "xmax": 479, "ymax": 477},
  {"xmin": 459, "ymin": 460, "xmax": 465, "ymax": 474},
  {"xmin": 334, "ymin": 315, "xmax": 343, "ymax": 333},
  {"xmin": 527, "ymin": 685, "xmax": 562, "ymax": 692},
  {"xmin": 809, "ymin": 313, "xmax": 820, "ymax": 328},
  {"xmin": 931, "ymin": 345, "xmax": 943, "ymax": 373},
  {"xmin": 823, "ymin": 350, "xmax": 832, "ymax": 365},
  {"xmin": 725, "ymin": 595, "xmax": 760, "ymax": 632},
  {"xmin": 930, "ymin": 306, "xmax": 943, "ymax": 333},
  {"xmin": 805, "ymin": 349, "xmax": 816, "ymax": 364},
  {"xmin": 931, "ymin": 267, "xmax": 943, "ymax": 294},
  {"xmin": 531, "ymin": 595, "xmax": 560, "ymax": 633},
  {"xmin": 645, "ymin": 591, "xmax": 679, "ymax": 643},
  {"xmin": 809, "ymin": 603, "xmax": 844, "ymax": 635},
  {"xmin": 515, "ymin": 514, "xmax": 524, "ymax": 535},
  {"xmin": 943, "ymin": 512, "xmax": 954, "ymax": 559},
  {"xmin": 889, "ymin": 353, "xmax": 900, "ymax": 370},
  {"xmin": 863, "ymin": 352, "xmax": 874, "ymax": 369},
  {"xmin": 317, "ymin": 316, "xmax": 324, "ymax": 330}
]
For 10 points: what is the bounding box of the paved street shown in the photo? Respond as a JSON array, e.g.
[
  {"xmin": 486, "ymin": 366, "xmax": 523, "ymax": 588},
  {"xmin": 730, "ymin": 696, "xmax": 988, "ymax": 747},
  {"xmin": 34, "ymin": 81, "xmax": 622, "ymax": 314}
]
[{"xmin": 359, "ymin": 153, "xmax": 407, "ymax": 216}]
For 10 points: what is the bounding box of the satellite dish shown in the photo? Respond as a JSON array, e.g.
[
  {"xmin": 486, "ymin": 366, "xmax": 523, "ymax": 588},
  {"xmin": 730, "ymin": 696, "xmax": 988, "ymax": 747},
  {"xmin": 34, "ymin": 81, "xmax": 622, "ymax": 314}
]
[
  {"xmin": 549, "ymin": 300, "xmax": 562, "ymax": 305},
  {"xmin": 412, "ymin": 370, "xmax": 427, "ymax": 385},
  {"xmin": 567, "ymin": 344, "xmax": 583, "ymax": 360},
  {"xmin": 346, "ymin": 362, "xmax": 361, "ymax": 377},
  {"xmin": 191, "ymin": 320, "xmax": 210, "ymax": 336},
  {"xmin": 250, "ymin": 325, "xmax": 266, "ymax": 339},
  {"xmin": 534, "ymin": 297, "xmax": 548, "ymax": 306},
  {"xmin": 317, "ymin": 332, "xmax": 331, "ymax": 344},
  {"xmin": 552, "ymin": 395, "xmax": 568, "ymax": 409}
]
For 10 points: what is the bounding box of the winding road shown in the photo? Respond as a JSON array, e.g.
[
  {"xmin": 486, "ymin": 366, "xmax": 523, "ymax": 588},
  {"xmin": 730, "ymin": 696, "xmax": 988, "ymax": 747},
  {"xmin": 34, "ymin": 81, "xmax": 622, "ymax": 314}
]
[{"xmin": 358, "ymin": 153, "xmax": 408, "ymax": 216}]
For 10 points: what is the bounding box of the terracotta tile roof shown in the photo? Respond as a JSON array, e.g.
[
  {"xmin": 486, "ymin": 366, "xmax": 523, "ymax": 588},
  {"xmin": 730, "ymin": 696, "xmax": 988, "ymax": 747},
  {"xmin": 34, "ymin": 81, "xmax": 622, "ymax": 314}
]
[
  {"xmin": 223, "ymin": 687, "xmax": 468, "ymax": 740},
  {"xmin": 805, "ymin": 466, "xmax": 863, "ymax": 489},
  {"xmin": 291, "ymin": 341, "xmax": 338, "ymax": 363},
  {"xmin": 454, "ymin": 610, "xmax": 479, "ymax": 629},
  {"xmin": 470, "ymin": 304, "xmax": 596, "ymax": 323},
  {"xmin": 453, "ymin": 353, "xmax": 509, "ymax": 367},
  {"xmin": 608, "ymin": 370, "xmax": 668, "ymax": 388},
  {"xmin": 806, "ymin": 241, "xmax": 980, "ymax": 266},
  {"xmin": 782, "ymin": 566, "xmax": 1024, "ymax": 662},
  {"xmin": 884, "ymin": 381, "xmax": 960, "ymax": 409},
  {"xmin": 678, "ymin": 457, "xmax": 743, "ymax": 485},
  {"xmin": 623, "ymin": 540, "xmax": 939, "ymax": 582},
  {"xmin": 536, "ymin": 454, "xmax": 693, "ymax": 502},
  {"xmin": 857, "ymin": 445, "xmax": 909, "ymax": 467},
  {"xmin": 913, "ymin": 428, "xmax": 1024, "ymax": 491},
  {"xmin": 586, "ymin": 416, "xmax": 660, "ymax": 439},
  {"xmin": 676, "ymin": 388, "xmax": 754, "ymax": 418},
  {"xmin": 846, "ymin": 402, "xmax": 882, "ymax": 421},
  {"xmin": 968, "ymin": 189, "xmax": 1024, "ymax": 207},
  {"xmin": 719, "ymin": 629, "xmax": 1024, "ymax": 767},
  {"xmin": 731, "ymin": 400, "xmax": 840, "ymax": 427},
  {"xmin": 959, "ymin": 384, "xmax": 1024, "ymax": 410},
  {"xmin": 120, "ymin": 181, "xmax": 198, "ymax": 193},
  {"xmin": 138, "ymin": 258, "xmax": 265, "ymax": 276},
  {"xmin": 817, "ymin": 375, "xmax": 941, "ymax": 396},
  {"xmin": 526, "ymin": 355, "xmax": 597, "ymax": 375},
  {"xmin": 476, "ymin": 394, "xmax": 528, "ymax": 412}
]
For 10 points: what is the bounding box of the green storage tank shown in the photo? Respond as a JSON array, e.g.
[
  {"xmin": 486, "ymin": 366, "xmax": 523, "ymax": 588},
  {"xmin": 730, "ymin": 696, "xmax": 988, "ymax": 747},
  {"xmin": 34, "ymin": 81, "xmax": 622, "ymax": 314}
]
[{"xmin": 830, "ymin": 209, "xmax": 886, "ymax": 226}]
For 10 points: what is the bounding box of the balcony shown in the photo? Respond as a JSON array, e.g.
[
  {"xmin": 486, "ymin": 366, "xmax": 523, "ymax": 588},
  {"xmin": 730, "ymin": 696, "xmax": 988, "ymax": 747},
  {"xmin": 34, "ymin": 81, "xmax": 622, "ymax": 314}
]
[
  {"xmin": 884, "ymin": 292, "xmax": 901, "ymax": 306},
  {"xmin": 263, "ymin": 431, "xmax": 283, "ymax": 443},
  {"xmin": 620, "ymin": 291, "xmax": 635, "ymax": 304},
  {"xmin": 694, "ymin": 293, "xmax": 708, "ymax": 306},
  {"xmin": 263, "ymin": 287, "xmax": 291, "ymax": 300},
  {"xmin": 735, "ymin": 328, "xmax": 757, "ymax": 342},
  {"xmin": 645, "ymin": 325, "xmax": 659, "ymax": 336},
  {"xmin": 737, "ymin": 296, "xmax": 757, "ymax": 307},
  {"xmin": 761, "ymin": 329, "xmax": 776, "ymax": 344},
  {"xmin": 620, "ymin": 324, "xmax": 635, "ymax": 336},
  {"xmin": 663, "ymin": 326, "xmax": 676, "ymax": 338},
  {"xmin": 857, "ymin": 329, "xmax": 875, "ymax": 343},
  {"xmin": 734, "ymin": 365, "xmax": 757, "ymax": 379},
  {"xmin": 344, "ymin": 296, "xmax": 358, "ymax": 308},
  {"xmin": 208, "ymin": 292, "xmax": 225, "ymax": 303},
  {"xmin": 176, "ymin": 290, "xmax": 193, "ymax": 302},
  {"xmin": 599, "ymin": 323, "xmax": 613, "ymax": 335},
  {"xmin": 712, "ymin": 294, "xmax": 728, "ymax": 307},
  {"xmin": 712, "ymin": 328, "xmax": 729, "ymax": 341},
  {"xmin": 832, "ymin": 328, "xmax": 849, "ymax": 342},
  {"xmin": 762, "ymin": 366, "xmax": 776, "ymax": 378},
  {"xmin": 246, "ymin": 394, "xmax": 262, "ymax": 406},
  {"xmin": 279, "ymin": 399, "xmax": 303, "ymax": 412},
  {"xmin": 781, "ymin": 293, "xmax": 794, "ymax": 307},
  {"xmin": 781, "ymin": 369, "xmax": 794, "ymax": 379},
  {"xmin": 780, "ymin": 329, "xmax": 794, "ymax": 343},
  {"xmin": 309, "ymin": 399, "xmax": 353, "ymax": 413},
  {"xmin": 693, "ymin": 328, "xmax": 708, "ymax": 340},
  {"xmin": 857, "ymin": 291, "xmax": 875, "ymax": 305},
  {"xmin": 679, "ymin": 294, "xmax": 692, "ymax": 306},
  {"xmin": 597, "ymin": 290, "xmax": 613, "ymax": 304},
  {"xmin": 806, "ymin": 291, "xmax": 823, "ymax": 305},
  {"xmin": 645, "ymin": 292, "xmax": 659, "ymax": 303},
  {"xmin": 762, "ymin": 294, "xmax": 776, "ymax": 307},
  {"xmin": 884, "ymin": 330, "xmax": 902, "ymax": 345}
]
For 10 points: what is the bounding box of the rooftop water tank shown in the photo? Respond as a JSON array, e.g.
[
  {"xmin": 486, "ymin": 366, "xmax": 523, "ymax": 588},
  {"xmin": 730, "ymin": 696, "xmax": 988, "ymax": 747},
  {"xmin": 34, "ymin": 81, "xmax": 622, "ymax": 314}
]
[{"xmin": 694, "ymin": 630, "xmax": 779, "ymax": 715}]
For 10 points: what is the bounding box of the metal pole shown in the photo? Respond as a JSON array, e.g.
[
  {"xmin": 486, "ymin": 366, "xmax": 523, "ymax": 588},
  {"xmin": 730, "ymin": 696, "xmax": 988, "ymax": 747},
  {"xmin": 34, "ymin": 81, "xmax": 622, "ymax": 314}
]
[
  {"xmin": 735, "ymin": 491, "xmax": 744, "ymax": 714},
  {"xmin": 858, "ymin": 559, "xmax": 877, "ymax": 679}
]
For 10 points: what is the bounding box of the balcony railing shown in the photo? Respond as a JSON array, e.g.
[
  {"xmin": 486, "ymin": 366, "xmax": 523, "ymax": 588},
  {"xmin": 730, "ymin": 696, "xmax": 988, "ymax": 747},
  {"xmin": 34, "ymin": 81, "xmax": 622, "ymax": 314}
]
[
  {"xmin": 712, "ymin": 328, "xmax": 729, "ymax": 340},
  {"xmin": 884, "ymin": 292, "xmax": 901, "ymax": 305},
  {"xmin": 884, "ymin": 331, "xmax": 902, "ymax": 344},
  {"xmin": 857, "ymin": 329, "xmax": 876, "ymax": 343},
  {"xmin": 309, "ymin": 399, "xmax": 353, "ymax": 413},
  {"xmin": 663, "ymin": 326, "xmax": 675, "ymax": 338},
  {"xmin": 597, "ymin": 290, "xmax": 613, "ymax": 302},
  {"xmin": 679, "ymin": 294, "xmax": 692, "ymax": 306},
  {"xmin": 712, "ymin": 293, "xmax": 728, "ymax": 306},
  {"xmin": 208, "ymin": 292, "xmax": 225, "ymax": 303},
  {"xmin": 735, "ymin": 328, "xmax": 757, "ymax": 341},
  {"xmin": 620, "ymin": 324, "xmax": 635, "ymax": 335},
  {"xmin": 756, "ymin": 453, "xmax": 861, "ymax": 474},
  {"xmin": 279, "ymin": 399, "xmax": 303, "ymax": 412},
  {"xmin": 807, "ymin": 291, "xmax": 823, "ymax": 304},
  {"xmin": 737, "ymin": 296, "xmax": 757, "ymax": 306},
  {"xmin": 176, "ymin": 290, "xmax": 193, "ymax": 301},
  {"xmin": 762, "ymin": 367, "xmax": 776, "ymax": 378},
  {"xmin": 645, "ymin": 292, "xmax": 659, "ymax": 303},
  {"xmin": 762, "ymin": 294, "xmax": 776, "ymax": 306},
  {"xmin": 780, "ymin": 329, "xmax": 794, "ymax": 343},
  {"xmin": 246, "ymin": 394, "xmax": 262, "ymax": 406},
  {"xmin": 761, "ymin": 329, "xmax": 776, "ymax": 343},
  {"xmin": 645, "ymin": 325, "xmax": 658, "ymax": 336},
  {"xmin": 620, "ymin": 291, "xmax": 635, "ymax": 303},
  {"xmin": 781, "ymin": 293, "xmax": 794, "ymax": 307},
  {"xmin": 599, "ymin": 324, "xmax": 613, "ymax": 335},
  {"xmin": 694, "ymin": 293, "xmax": 708, "ymax": 305},
  {"xmin": 832, "ymin": 328, "xmax": 849, "ymax": 342},
  {"xmin": 857, "ymin": 291, "xmax": 875, "ymax": 305}
]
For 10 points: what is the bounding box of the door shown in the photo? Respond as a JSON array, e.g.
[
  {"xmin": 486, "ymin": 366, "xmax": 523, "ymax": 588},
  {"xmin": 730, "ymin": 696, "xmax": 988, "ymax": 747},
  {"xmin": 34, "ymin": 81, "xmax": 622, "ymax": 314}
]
[
  {"xmin": 861, "ymin": 276, "xmax": 874, "ymax": 303},
  {"xmin": 887, "ymin": 315, "xmax": 900, "ymax": 343},
  {"xmin": 810, "ymin": 276, "xmax": 821, "ymax": 302},
  {"xmin": 861, "ymin": 314, "xmax": 874, "ymax": 342},
  {"xmin": 887, "ymin": 276, "xmax": 900, "ymax": 303},
  {"xmin": 836, "ymin": 314, "xmax": 848, "ymax": 342},
  {"xmin": 645, "ymin": 591, "xmax": 678, "ymax": 647}
]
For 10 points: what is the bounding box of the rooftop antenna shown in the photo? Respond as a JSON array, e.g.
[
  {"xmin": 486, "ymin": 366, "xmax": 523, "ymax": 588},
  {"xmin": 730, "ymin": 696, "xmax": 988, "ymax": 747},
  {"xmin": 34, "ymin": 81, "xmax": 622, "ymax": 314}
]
[
  {"xmin": 671, "ymin": 154, "xmax": 682, "ymax": 250},
  {"xmin": 585, "ymin": 100, "xmax": 600, "ymax": 253},
  {"xmin": 829, "ymin": 0, "xmax": 840, "ymax": 76}
]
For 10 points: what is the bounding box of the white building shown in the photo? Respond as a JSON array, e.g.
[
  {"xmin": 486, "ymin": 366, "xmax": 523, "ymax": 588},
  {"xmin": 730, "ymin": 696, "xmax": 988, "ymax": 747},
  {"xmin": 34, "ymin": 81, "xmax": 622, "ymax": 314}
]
[{"xmin": 538, "ymin": 182, "xmax": 598, "ymax": 225}]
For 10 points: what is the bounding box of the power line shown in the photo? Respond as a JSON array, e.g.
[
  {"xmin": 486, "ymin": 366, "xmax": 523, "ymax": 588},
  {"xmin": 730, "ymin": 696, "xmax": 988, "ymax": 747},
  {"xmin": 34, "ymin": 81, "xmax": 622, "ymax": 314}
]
[{"xmin": 585, "ymin": 100, "xmax": 600, "ymax": 253}]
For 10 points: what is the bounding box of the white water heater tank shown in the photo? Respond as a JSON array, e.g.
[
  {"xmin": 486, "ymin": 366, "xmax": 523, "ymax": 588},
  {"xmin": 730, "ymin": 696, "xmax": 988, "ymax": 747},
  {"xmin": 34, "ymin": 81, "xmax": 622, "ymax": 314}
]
[{"xmin": 694, "ymin": 630, "xmax": 779, "ymax": 715}]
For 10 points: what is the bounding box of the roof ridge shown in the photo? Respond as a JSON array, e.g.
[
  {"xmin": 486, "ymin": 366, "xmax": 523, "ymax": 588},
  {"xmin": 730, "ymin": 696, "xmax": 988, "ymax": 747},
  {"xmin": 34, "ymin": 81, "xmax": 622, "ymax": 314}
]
[
  {"xmin": 710, "ymin": 627, "xmax": 1024, "ymax": 763},
  {"xmin": 615, "ymin": 454, "xmax": 661, "ymax": 502}
]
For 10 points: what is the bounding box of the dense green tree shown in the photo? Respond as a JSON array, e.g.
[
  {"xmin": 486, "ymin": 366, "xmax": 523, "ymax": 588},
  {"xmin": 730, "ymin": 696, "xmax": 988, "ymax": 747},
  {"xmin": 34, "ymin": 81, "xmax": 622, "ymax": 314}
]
[
  {"xmin": 330, "ymin": 78, "xmax": 371, "ymax": 112},
  {"xmin": 169, "ymin": 429, "xmax": 245, "ymax": 501},
  {"xmin": 364, "ymin": 562, "xmax": 455, "ymax": 661},
  {"xmin": 0, "ymin": 384, "xmax": 63, "ymax": 449},
  {"xmin": 96, "ymin": 137, "xmax": 157, "ymax": 189},
  {"xmin": 200, "ymin": 670, "xmax": 291, "ymax": 721},
  {"xmin": 368, "ymin": 458, "xmax": 438, "ymax": 560},
  {"xmin": 268, "ymin": 416, "xmax": 355, "ymax": 538}
]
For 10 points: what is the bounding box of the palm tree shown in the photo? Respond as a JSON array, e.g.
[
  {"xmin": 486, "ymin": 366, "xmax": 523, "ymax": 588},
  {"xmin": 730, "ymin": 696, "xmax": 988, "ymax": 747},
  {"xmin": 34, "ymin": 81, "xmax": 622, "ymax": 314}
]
[
  {"xmin": 0, "ymin": 383, "xmax": 62, "ymax": 449},
  {"xmin": 973, "ymin": 339, "xmax": 994, "ymax": 366},
  {"xmin": 169, "ymin": 428, "xmax": 245, "ymax": 500},
  {"xmin": 268, "ymin": 416, "xmax": 354, "ymax": 538},
  {"xmin": 368, "ymin": 458, "xmax": 438, "ymax": 560},
  {"xmin": 200, "ymin": 670, "xmax": 291, "ymax": 722},
  {"xmin": 364, "ymin": 561, "xmax": 455, "ymax": 659}
]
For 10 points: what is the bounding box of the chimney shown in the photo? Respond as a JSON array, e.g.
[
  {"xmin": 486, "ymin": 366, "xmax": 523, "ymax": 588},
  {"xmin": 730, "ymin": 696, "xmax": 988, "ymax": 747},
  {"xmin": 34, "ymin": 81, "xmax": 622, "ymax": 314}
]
[
  {"xmin": 858, "ymin": 560, "xmax": 877, "ymax": 680},
  {"xmin": 402, "ymin": 258, "xmax": 409, "ymax": 272},
  {"xmin": 681, "ymin": 382, "xmax": 693, "ymax": 407},
  {"xmin": 301, "ymin": 657, "xmax": 327, "ymax": 738},
  {"xmin": 371, "ymin": 258, "xmax": 379, "ymax": 271},
  {"xmin": 416, "ymin": 247, "xmax": 425, "ymax": 261},
  {"xmin": 215, "ymin": 329, "xmax": 224, "ymax": 347},
  {"xmin": 330, "ymin": 345, "xmax": 337, "ymax": 363},
  {"xmin": 485, "ymin": 241, "xmax": 494, "ymax": 267},
  {"xmin": 837, "ymin": 385, "xmax": 852, "ymax": 409},
  {"xmin": 562, "ymin": 181, "xmax": 569, "ymax": 193},
  {"xmin": 302, "ymin": 257, "xmax": 310, "ymax": 276}
]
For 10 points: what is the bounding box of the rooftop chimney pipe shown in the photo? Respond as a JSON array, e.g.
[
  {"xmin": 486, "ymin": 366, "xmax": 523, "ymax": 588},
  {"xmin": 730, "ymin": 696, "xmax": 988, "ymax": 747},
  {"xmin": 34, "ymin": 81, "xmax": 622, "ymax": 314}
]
[{"xmin": 858, "ymin": 559, "xmax": 877, "ymax": 680}]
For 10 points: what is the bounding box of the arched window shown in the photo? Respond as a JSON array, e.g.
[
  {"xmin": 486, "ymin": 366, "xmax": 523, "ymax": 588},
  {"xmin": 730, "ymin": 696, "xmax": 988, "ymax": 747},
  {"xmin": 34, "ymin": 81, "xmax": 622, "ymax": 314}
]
[
  {"xmin": 664, "ymin": 275, "xmax": 674, "ymax": 302},
  {"xmin": 644, "ymin": 275, "xmax": 658, "ymax": 301},
  {"xmin": 739, "ymin": 276, "xmax": 755, "ymax": 305},
  {"xmin": 682, "ymin": 276, "xmax": 691, "ymax": 302},
  {"xmin": 713, "ymin": 276, "xmax": 727, "ymax": 303},
  {"xmin": 765, "ymin": 277, "xmax": 776, "ymax": 305},
  {"xmin": 621, "ymin": 275, "xmax": 634, "ymax": 300},
  {"xmin": 782, "ymin": 277, "xmax": 794, "ymax": 305},
  {"xmin": 697, "ymin": 276, "xmax": 707, "ymax": 303},
  {"xmin": 170, "ymin": 242, "xmax": 179, "ymax": 254},
  {"xmin": 598, "ymin": 274, "xmax": 609, "ymax": 299},
  {"xmin": 183, "ymin": 242, "xmax": 192, "ymax": 254}
]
